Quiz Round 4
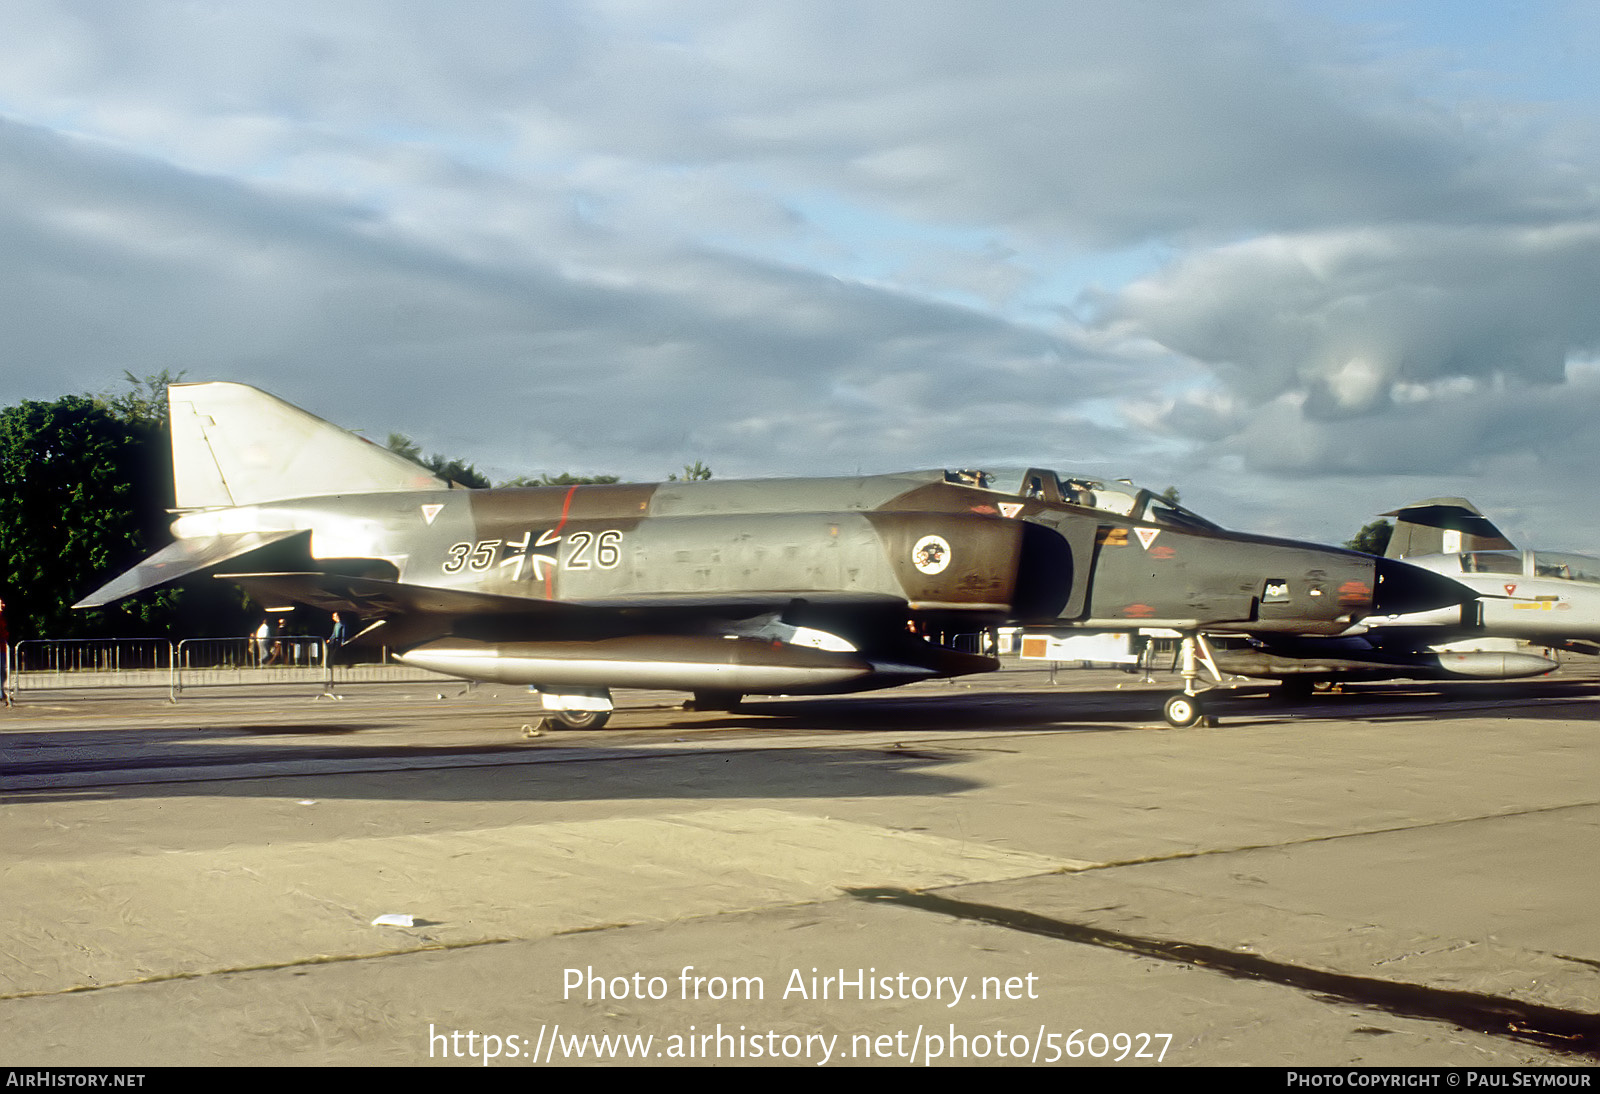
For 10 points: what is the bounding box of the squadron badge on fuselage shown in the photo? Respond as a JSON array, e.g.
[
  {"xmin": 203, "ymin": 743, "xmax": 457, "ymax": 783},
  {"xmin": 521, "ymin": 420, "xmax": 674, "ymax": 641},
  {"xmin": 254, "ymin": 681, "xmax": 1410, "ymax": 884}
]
[{"xmin": 913, "ymin": 535, "xmax": 952, "ymax": 575}]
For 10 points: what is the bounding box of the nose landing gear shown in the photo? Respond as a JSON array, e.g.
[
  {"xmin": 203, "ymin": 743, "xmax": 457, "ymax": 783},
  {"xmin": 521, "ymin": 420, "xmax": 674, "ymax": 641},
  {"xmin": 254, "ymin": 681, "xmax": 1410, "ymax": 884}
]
[{"xmin": 1163, "ymin": 633, "xmax": 1220, "ymax": 728}]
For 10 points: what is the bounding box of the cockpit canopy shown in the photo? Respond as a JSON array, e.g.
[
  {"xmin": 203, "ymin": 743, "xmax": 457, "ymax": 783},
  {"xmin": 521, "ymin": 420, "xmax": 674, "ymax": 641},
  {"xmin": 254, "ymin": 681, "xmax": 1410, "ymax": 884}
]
[
  {"xmin": 1461, "ymin": 550, "xmax": 1600, "ymax": 585},
  {"xmin": 943, "ymin": 467, "xmax": 1223, "ymax": 533}
]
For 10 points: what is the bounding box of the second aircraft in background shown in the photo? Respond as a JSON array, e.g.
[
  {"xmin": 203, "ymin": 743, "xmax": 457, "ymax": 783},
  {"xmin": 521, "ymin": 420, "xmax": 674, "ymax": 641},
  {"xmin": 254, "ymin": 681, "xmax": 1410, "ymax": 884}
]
[{"xmin": 1211, "ymin": 498, "xmax": 1600, "ymax": 694}]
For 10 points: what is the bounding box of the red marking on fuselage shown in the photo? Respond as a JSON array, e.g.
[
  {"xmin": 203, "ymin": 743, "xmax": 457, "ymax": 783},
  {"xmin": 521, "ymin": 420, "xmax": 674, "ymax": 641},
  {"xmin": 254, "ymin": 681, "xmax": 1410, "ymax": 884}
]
[
  {"xmin": 1121, "ymin": 603, "xmax": 1156, "ymax": 618},
  {"xmin": 1337, "ymin": 580, "xmax": 1372, "ymax": 607},
  {"xmin": 545, "ymin": 485, "xmax": 579, "ymax": 599}
]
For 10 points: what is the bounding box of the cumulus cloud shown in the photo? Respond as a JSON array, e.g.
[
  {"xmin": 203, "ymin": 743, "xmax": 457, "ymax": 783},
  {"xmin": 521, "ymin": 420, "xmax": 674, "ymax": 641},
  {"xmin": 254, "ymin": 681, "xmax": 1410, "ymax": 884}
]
[
  {"xmin": 1104, "ymin": 223, "xmax": 1600, "ymax": 405},
  {"xmin": 0, "ymin": 0, "xmax": 1595, "ymax": 544},
  {"xmin": 0, "ymin": 112, "xmax": 1138, "ymax": 484}
]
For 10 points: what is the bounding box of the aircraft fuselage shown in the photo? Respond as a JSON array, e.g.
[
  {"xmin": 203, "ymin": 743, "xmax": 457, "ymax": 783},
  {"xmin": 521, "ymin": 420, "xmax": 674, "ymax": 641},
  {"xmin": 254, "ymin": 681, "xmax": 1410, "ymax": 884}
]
[{"xmin": 76, "ymin": 383, "xmax": 1478, "ymax": 712}]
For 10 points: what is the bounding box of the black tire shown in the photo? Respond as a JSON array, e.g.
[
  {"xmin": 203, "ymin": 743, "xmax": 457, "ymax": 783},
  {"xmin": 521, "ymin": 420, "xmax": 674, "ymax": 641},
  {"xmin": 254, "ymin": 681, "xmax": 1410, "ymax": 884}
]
[
  {"xmin": 543, "ymin": 709, "xmax": 611, "ymax": 731},
  {"xmin": 1163, "ymin": 693, "xmax": 1204, "ymax": 728}
]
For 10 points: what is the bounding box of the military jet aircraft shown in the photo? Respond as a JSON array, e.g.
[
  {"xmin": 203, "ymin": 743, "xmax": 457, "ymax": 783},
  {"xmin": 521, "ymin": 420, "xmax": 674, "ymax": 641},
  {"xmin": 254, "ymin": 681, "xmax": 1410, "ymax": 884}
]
[
  {"xmin": 1210, "ymin": 498, "xmax": 1599, "ymax": 692},
  {"xmin": 76, "ymin": 383, "xmax": 1474, "ymax": 728}
]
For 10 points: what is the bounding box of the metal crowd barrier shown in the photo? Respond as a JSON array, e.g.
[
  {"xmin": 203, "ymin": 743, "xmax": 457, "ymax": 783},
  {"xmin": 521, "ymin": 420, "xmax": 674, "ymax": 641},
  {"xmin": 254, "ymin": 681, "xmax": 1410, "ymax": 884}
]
[
  {"xmin": 11, "ymin": 639, "xmax": 177, "ymax": 699},
  {"xmin": 174, "ymin": 636, "xmax": 331, "ymax": 696},
  {"xmin": 6, "ymin": 637, "xmax": 410, "ymax": 702},
  {"xmin": 14, "ymin": 637, "xmax": 172, "ymax": 675}
]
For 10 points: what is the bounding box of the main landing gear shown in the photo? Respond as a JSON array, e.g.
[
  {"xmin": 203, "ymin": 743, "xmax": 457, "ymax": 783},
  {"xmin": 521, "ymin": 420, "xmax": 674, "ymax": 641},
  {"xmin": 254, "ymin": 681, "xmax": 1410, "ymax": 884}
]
[
  {"xmin": 523, "ymin": 686, "xmax": 614, "ymax": 736},
  {"xmin": 530, "ymin": 708, "xmax": 611, "ymax": 732}
]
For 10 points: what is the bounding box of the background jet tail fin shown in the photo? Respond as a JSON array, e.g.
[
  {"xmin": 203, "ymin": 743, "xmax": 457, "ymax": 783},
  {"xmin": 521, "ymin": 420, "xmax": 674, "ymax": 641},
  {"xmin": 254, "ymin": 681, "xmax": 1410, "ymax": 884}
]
[
  {"xmin": 169, "ymin": 382, "xmax": 447, "ymax": 508},
  {"xmin": 1382, "ymin": 497, "xmax": 1516, "ymax": 558}
]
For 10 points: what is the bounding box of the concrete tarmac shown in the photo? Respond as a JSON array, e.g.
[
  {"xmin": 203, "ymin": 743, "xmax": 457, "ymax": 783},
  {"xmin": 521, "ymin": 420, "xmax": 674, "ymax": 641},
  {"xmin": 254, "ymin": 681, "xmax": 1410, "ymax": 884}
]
[{"xmin": 3, "ymin": 662, "xmax": 1599, "ymax": 1068}]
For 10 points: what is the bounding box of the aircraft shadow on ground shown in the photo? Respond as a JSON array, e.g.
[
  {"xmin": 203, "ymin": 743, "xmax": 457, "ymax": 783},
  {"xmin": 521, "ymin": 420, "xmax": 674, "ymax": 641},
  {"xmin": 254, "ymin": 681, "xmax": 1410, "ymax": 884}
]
[
  {"xmin": 4, "ymin": 674, "xmax": 1594, "ymax": 804},
  {"xmin": 712, "ymin": 673, "xmax": 1599, "ymax": 729},
  {"xmin": 681, "ymin": 687, "xmax": 1177, "ymax": 732},
  {"xmin": 5, "ymin": 739, "xmax": 985, "ymax": 805}
]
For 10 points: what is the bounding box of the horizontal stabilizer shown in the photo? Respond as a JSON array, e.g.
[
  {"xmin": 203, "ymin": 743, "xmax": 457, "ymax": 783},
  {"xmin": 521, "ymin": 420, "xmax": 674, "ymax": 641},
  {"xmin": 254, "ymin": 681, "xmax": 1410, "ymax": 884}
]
[
  {"xmin": 220, "ymin": 571, "xmax": 566, "ymax": 620},
  {"xmin": 73, "ymin": 530, "xmax": 305, "ymax": 609}
]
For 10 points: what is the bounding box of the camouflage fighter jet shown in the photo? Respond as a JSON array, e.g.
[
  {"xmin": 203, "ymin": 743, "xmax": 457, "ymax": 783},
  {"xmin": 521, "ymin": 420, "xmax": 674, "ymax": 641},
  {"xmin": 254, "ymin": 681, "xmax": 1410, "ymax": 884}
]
[
  {"xmin": 76, "ymin": 383, "xmax": 1474, "ymax": 728},
  {"xmin": 1210, "ymin": 498, "xmax": 1599, "ymax": 693}
]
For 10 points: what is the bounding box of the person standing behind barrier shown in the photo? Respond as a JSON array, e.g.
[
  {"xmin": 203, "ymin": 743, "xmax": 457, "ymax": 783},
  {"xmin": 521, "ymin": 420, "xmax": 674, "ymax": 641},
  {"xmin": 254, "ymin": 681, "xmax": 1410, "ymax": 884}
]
[
  {"xmin": 326, "ymin": 612, "xmax": 350, "ymax": 666},
  {"xmin": 264, "ymin": 617, "xmax": 288, "ymax": 666},
  {"xmin": 254, "ymin": 617, "xmax": 273, "ymax": 666}
]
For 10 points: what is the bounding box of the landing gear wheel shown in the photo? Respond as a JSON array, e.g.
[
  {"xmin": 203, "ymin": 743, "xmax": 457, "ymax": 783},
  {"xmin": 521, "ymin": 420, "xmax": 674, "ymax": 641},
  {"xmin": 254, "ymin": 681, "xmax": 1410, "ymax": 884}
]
[
  {"xmin": 541, "ymin": 709, "xmax": 612, "ymax": 731},
  {"xmin": 1163, "ymin": 693, "xmax": 1204, "ymax": 728}
]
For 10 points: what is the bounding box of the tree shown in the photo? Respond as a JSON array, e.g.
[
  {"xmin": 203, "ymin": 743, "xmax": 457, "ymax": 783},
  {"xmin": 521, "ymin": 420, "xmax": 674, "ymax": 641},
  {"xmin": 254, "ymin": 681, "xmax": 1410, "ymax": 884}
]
[
  {"xmin": 498, "ymin": 472, "xmax": 622, "ymax": 487},
  {"xmin": 668, "ymin": 460, "xmax": 713, "ymax": 482},
  {"xmin": 94, "ymin": 369, "xmax": 186, "ymax": 428},
  {"xmin": 0, "ymin": 396, "xmax": 167, "ymax": 638},
  {"xmin": 1345, "ymin": 519, "xmax": 1393, "ymax": 556},
  {"xmin": 0, "ymin": 373, "xmax": 266, "ymax": 641},
  {"xmin": 385, "ymin": 433, "xmax": 490, "ymax": 489}
]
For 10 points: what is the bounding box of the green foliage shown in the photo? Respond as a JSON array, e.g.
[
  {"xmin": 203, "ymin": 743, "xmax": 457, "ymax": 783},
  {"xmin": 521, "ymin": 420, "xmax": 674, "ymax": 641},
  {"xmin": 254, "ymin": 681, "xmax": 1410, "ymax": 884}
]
[
  {"xmin": 384, "ymin": 432, "xmax": 424, "ymax": 464},
  {"xmin": 1159, "ymin": 485, "xmax": 1180, "ymax": 505},
  {"xmin": 391, "ymin": 435, "xmax": 710, "ymax": 489},
  {"xmin": 498, "ymin": 472, "xmax": 623, "ymax": 487},
  {"xmin": 385, "ymin": 432, "xmax": 490, "ymax": 489},
  {"xmin": 428, "ymin": 457, "xmax": 491, "ymax": 490},
  {"xmin": 1345, "ymin": 519, "xmax": 1393, "ymax": 556},
  {"xmin": 0, "ymin": 379, "xmax": 258, "ymax": 641},
  {"xmin": 94, "ymin": 369, "xmax": 187, "ymax": 427},
  {"xmin": 0, "ymin": 396, "xmax": 162, "ymax": 638}
]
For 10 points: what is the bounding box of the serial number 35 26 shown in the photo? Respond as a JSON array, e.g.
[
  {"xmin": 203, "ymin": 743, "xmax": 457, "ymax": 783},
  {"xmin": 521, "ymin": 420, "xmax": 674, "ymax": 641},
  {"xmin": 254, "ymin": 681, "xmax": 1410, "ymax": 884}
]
[{"xmin": 442, "ymin": 530, "xmax": 624, "ymax": 575}]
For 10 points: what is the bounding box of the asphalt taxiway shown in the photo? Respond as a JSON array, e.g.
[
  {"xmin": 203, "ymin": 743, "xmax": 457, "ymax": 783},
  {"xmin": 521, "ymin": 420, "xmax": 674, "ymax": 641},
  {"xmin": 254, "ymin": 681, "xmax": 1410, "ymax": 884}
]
[{"xmin": 3, "ymin": 662, "xmax": 1598, "ymax": 1067}]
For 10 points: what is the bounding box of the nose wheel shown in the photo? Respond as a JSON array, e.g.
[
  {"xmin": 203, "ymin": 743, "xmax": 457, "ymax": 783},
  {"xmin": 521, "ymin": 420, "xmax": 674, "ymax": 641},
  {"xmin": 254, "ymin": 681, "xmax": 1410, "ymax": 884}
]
[
  {"xmin": 1163, "ymin": 692, "xmax": 1205, "ymax": 728},
  {"xmin": 1163, "ymin": 633, "xmax": 1221, "ymax": 728}
]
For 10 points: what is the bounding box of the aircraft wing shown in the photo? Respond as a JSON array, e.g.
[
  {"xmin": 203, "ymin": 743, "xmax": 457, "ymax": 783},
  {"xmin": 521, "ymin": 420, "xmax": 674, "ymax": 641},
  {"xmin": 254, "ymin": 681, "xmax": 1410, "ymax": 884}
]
[
  {"xmin": 220, "ymin": 572, "xmax": 556, "ymax": 619},
  {"xmin": 221, "ymin": 571, "xmax": 907, "ymax": 622},
  {"xmin": 1210, "ymin": 633, "xmax": 1557, "ymax": 682}
]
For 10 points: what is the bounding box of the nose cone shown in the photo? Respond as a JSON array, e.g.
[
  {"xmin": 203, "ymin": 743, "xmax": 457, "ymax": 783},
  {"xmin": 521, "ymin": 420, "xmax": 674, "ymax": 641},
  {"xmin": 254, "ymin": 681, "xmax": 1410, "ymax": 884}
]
[{"xmin": 1372, "ymin": 556, "xmax": 1478, "ymax": 616}]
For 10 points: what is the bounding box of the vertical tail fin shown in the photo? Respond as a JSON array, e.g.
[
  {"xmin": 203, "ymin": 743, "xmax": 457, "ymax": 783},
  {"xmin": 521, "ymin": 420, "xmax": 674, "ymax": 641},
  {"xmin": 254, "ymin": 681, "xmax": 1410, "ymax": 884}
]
[
  {"xmin": 1382, "ymin": 497, "xmax": 1516, "ymax": 558},
  {"xmin": 169, "ymin": 382, "xmax": 446, "ymax": 508}
]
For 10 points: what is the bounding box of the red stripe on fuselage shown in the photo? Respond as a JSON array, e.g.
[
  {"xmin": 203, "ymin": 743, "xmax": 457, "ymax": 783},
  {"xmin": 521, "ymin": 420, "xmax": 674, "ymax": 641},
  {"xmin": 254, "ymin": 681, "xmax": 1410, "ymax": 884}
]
[{"xmin": 545, "ymin": 485, "xmax": 579, "ymax": 599}]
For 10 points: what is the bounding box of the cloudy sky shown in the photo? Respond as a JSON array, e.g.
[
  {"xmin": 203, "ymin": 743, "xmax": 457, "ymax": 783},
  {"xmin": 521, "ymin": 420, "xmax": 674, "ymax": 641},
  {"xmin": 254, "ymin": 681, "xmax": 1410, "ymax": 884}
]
[{"xmin": 2, "ymin": 0, "xmax": 1597, "ymax": 548}]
